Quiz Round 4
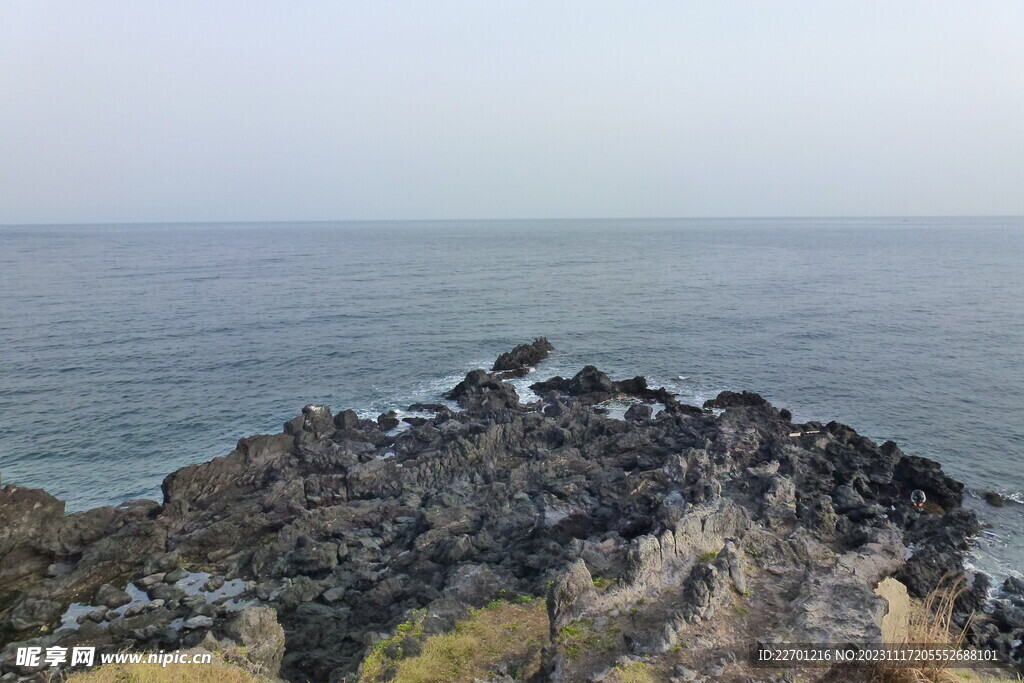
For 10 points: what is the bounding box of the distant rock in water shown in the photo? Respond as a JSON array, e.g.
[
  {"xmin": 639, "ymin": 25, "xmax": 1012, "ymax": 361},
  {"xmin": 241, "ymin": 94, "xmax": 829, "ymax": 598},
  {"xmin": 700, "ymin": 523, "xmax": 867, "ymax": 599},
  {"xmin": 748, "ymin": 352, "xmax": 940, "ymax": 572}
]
[
  {"xmin": 491, "ymin": 337, "xmax": 555, "ymax": 371},
  {"xmin": 985, "ymin": 491, "xmax": 1006, "ymax": 507},
  {"xmin": 0, "ymin": 345, "xmax": 1017, "ymax": 680}
]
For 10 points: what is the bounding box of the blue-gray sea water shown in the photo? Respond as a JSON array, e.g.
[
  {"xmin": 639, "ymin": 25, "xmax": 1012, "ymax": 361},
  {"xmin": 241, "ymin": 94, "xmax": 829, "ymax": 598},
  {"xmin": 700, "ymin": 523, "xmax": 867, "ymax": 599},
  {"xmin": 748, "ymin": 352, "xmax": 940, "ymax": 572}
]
[{"xmin": 1, "ymin": 217, "xmax": 1022, "ymax": 581}]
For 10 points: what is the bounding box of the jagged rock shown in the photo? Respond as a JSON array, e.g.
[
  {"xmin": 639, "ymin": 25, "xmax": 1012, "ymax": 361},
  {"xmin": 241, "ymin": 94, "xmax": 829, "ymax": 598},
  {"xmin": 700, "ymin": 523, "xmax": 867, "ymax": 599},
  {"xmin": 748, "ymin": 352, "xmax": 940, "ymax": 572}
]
[
  {"xmin": 679, "ymin": 563, "xmax": 726, "ymax": 623},
  {"xmin": 531, "ymin": 365, "xmax": 615, "ymax": 398},
  {"xmin": 285, "ymin": 404, "xmax": 335, "ymax": 444},
  {"xmin": 444, "ymin": 369, "xmax": 519, "ymax": 412},
  {"xmin": 547, "ymin": 560, "xmax": 598, "ymax": 637},
  {"xmin": 0, "ymin": 356, "xmax": 989, "ymax": 681},
  {"xmin": 7, "ymin": 598, "xmax": 62, "ymax": 631},
  {"xmin": 624, "ymin": 403, "xmax": 652, "ymax": 421},
  {"xmin": 287, "ymin": 536, "xmax": 339, "ymax": 575},
  {"xmin": 492, "ymin": 337, "xmax": 555, "ymax": 371},
  {"xmin": 334, "ymin": 409, "xmax": 360, "ymax": 430},
  {"xmin": 703, "ymin": 390, "xmax": 770, "ymax": 409},
  {"xmin": 790, "ymin": 527, "xmax": 905, "ymax": 642},
  {"xmin": 832, "ymin": 484, "xmax": 866, "ymax": 512},
  {"xmin": 376, "ymin": 411, "xmax": 400, "ymax": 431},
  {"xmin": 994, "ymin": 604, "xmax": 1024, "ymax": 629},
  {"xmin": 223, "ymin": 606, "xmax": 286, "ymax": 678},
  {"xmin": 802, "ymin": 495, "xmax": 839, "ymax": 534},
  {"xmin": 893, "ymin": 454, "xmax": 964, "ymax": 510},
  {"xmin": 1004, "ymin": 576, "xmax": 1024, "ymax": 597},
  {"xmin": 674, "ymin": 664, "xmax": 698, "ymax": 681},
  {"xmin": 719, "ymin": 539, "xmax": 748, "ymax": 594},
  {"xmin": 94, "ymin": 583, "xmax": 132, "ymax": 608},
  {"xmin": 422, "ymin": 565, "xmax": 502, "ymax": 635}
]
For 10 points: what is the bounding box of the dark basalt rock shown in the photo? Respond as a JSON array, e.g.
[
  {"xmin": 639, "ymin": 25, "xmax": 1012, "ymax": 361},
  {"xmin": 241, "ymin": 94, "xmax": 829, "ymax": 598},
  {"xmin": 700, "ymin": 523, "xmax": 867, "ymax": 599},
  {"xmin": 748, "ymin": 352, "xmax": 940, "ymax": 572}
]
[
  {"xmin": 0, "ymin": 350, "xmax": 997, "ymax": 680},
  {"xmin": 985, "ymin": 491, "xmax": 1006, "ymax": 507},
  {"xmin": 407, "ymin": 403, "xmax": 451, "ymax": 414},
  {"xmin": 529, "ymin": 367, "xmax": 682, "ymax": 411},
  {"xmin": 1004, "ymin": 576, "xmax": 1024, "ymax": 598},
  {"xmin": 492, "ymin": 337, "xmax": 555, "ymax": 371},
  {"xmin": 94, "ymin": 584, "xmax": 132, "ymax": 609},
  {"xmin": 333, "ymin": 409, "xmax": 360, "ymax": 431},
  {"xmin": 444, "ymin": 369, "xmax": 519, "ymax": 412},
  {"xmin": 531, "ymin": 365, "xmax": 615, "ymax": 397},
  {"xmin": 703, "ymin": 390, "xmax": 770, "ymax": 409},
  {"xmin": 893, "ymin": 453, "xmax": 964, "ymax": 510},
  {"xmin": 376, "ymin": 410, "xmax": 400, "ymax": 431},
  {"xmin": 624, "ymin": 403, "xmax": 652, "ymax": 421}
]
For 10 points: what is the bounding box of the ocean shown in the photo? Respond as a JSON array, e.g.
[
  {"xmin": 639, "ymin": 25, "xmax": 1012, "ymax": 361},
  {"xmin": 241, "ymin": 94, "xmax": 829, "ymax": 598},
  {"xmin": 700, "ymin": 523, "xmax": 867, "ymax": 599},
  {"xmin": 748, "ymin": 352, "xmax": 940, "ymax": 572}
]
[{"xmin": 1, "ymin": 217, "xmax": 1021, "ymax": 582}]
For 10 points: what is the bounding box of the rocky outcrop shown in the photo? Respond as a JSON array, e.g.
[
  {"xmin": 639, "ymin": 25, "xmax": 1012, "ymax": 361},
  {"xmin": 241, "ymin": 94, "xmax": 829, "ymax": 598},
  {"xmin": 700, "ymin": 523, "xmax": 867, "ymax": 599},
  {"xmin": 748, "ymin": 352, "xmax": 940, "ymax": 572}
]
[
  {"xmin": 703, "ymin": 390, "xmax": 771, "ymax": 409},
  {"xmin": 492, "ymin": 337, "xmax": 555, "ymax": 372},
  {"xmin": 0, "ymin": 345, "xmax": 1004, "ymax": 681},
  {"xmin": 530, "ymin": 366, "xmax": 679, "ymax": 408},
  {"xmin": 221, "ymin": 606, "xmax": 286, "ymax": 677},
  {"xmin": 546, "ymin": 560, "xmax": 597, "ymax": 637},
  {"xmin": 444, "ymin": 368, "xmax": 520, "ymax": 412}
]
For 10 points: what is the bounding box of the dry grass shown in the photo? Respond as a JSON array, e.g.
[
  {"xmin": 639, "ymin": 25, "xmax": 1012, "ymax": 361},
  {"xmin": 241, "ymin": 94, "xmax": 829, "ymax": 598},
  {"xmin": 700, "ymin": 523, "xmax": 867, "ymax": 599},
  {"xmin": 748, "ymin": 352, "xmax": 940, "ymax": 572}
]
[
  {"xmin": 870, "ymin": 574, "xmax": 1019, "ymax": 683},
  {"xmin": 605, "ymin": 660, "xmax": 657, "ymax": 683},
  {"xmin": 62, "ymin": 653, "xmax": 268, "ymax": 682},
  {"xmin": 359, "ymin": 598, "xmax": 548, "ymax": 683}
]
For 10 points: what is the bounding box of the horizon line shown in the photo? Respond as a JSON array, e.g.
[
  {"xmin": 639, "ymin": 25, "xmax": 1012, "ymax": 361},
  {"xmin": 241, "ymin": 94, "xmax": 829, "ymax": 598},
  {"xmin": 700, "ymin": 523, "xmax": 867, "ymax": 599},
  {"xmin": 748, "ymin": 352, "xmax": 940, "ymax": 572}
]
[{"xmin": 3, "ymin": 214, "xmax": 1024, "ymax": 228}]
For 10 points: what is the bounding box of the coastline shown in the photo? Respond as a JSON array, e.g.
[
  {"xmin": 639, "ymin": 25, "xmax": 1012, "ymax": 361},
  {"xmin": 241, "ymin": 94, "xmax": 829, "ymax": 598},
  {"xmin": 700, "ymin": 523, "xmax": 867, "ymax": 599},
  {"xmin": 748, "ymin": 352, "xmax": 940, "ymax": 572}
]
[{"xmin": 2, "ymin": 341, "xmax": 1022, "ymax": 681}]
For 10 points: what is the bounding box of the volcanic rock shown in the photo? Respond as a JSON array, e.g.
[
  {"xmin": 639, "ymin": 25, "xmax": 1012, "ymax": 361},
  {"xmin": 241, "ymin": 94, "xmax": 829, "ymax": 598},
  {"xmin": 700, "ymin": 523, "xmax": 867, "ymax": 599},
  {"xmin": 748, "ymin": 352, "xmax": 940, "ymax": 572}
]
[
  {"xmin": 0, "ymin": 344, "xmax": 996, "ymax": 681},
  {"xmin": 492, "ymin": 337, "xmax": 555, "ymax": 371}
]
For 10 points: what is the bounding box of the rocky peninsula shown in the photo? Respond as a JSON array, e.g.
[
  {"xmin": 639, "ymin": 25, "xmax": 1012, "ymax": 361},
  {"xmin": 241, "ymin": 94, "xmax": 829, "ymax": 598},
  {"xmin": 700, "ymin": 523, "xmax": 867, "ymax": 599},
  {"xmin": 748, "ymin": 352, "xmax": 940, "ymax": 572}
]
[{"xmin": 1, "ymin": 342, "xmax": 1022, "ymax": 681}]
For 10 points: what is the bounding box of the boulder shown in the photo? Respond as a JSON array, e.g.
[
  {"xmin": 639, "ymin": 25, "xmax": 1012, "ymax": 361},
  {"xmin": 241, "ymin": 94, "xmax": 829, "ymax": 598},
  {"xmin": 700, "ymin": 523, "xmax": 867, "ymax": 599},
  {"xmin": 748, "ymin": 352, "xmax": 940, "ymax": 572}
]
[
  {"xmin": 546, "ymin": 559, "xmax": 598, "ymax": 637},
  {"xmin": 285, "ymin": 404, "xmax": 335, "ymax": 444},
  {"xmin": 183, "ymin": 615, "xmax": 214, "ymax": 629},
  {"xmin": 530, "ymin": 366, "xmax": 615, "ymax": 398},
  {"xmin": 444, "ymin": 370, "xmax": 520, "ymax": 412},
  {"xmin": 893, "ymin": 454, "xmax": 964, "ymax": 510},
  {"xmin": 984, "ymin": 491, "xmax": 1005, "ymax": 507},
  {"xmin": 334, "ymin": 409, "xmax": 360, "ymax": 431},
  {"xmin": 377, "ymin": 411, "xmax": 400, "ymax": 431},
  {"xmin": 7, "ymin": 598, "xmax": 63, "ymax": 631},
  {"xmin": 94, "ymin": 583, "xmax": 132, "ymax": 608},
  {"xmin": 492, "ymin": 337, "xmax": 555, "ymax": 371},
  {"xmin": 0, "ymin": 484, "xmax": 65, "ymax": 596},
  {"xmin": 624, "ymin": 403, "xmax": 653, "ymax": 421},
  {"xmin": 223, "ymin": 606, "xmax": 286, "ymax": 678}
]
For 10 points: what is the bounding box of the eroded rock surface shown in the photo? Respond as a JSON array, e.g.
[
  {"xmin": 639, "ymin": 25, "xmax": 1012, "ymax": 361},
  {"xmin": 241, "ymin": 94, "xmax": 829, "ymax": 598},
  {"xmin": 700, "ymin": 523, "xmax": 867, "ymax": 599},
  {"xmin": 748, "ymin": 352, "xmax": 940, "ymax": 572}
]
[{"xmin": 0, "ymin": 342, "xmax": 1010, "ymax": 681}]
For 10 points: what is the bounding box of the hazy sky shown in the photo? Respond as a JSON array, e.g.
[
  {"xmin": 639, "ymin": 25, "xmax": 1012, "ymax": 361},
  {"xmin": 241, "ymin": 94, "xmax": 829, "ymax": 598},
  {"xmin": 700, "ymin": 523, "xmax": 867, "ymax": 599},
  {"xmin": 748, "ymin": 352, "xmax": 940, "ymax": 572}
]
[{"xmin": 2, "ymin": 1, "xmax": 1023, "ymax": 224}]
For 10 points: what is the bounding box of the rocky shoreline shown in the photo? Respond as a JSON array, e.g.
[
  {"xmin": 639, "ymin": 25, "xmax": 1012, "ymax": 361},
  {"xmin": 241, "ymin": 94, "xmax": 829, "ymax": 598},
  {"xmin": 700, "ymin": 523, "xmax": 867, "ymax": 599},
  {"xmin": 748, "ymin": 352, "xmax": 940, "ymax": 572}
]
[{"xmin": 1, "ymin": 341, "xmax": 1022, "ymax": 681}]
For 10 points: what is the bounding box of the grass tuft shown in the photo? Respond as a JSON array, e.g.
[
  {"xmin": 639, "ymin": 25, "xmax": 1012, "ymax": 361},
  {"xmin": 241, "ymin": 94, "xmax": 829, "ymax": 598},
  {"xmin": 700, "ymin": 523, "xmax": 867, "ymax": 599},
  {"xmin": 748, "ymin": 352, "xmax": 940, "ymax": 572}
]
[
  {"xmin": 359, "ymin": 600, "xmax": 547, "ymax": 682},
  {"xmin": 867, "ymin": 573, "xmax": 1020, "ymax": 683}
]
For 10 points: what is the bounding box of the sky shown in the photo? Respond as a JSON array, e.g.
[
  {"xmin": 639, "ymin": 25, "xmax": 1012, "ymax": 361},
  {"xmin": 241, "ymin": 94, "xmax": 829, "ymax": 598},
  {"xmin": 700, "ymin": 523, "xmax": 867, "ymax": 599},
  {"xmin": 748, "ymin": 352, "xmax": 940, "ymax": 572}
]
[{"xmin": 2, "ymin": 1, "xmax": 1023, "ymax": 224}]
